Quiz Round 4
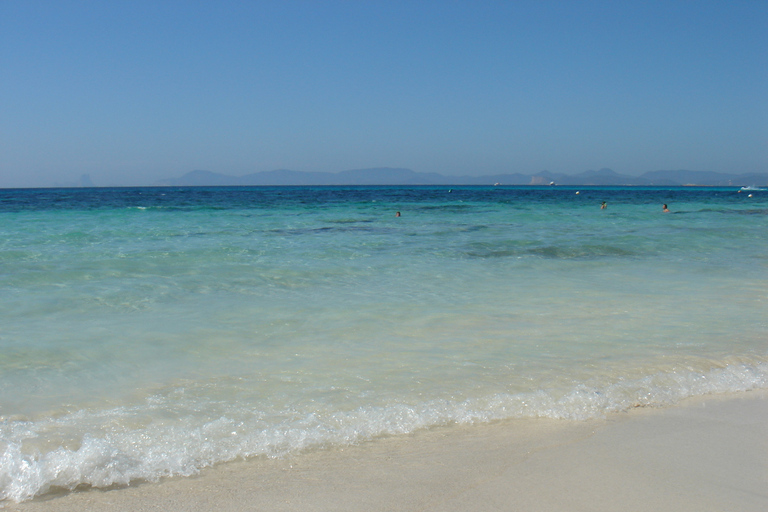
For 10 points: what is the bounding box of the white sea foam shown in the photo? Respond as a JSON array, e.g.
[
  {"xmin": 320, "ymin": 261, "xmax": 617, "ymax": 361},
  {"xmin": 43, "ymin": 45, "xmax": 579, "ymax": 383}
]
[{"xmin": 2, "ymin": 361, "xmax": 767, "ymax": 503}]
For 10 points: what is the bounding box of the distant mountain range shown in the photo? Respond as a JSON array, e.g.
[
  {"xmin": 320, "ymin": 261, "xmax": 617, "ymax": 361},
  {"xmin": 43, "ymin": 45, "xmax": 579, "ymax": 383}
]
[
  {"xmin": 154, "ymin": 168, "xmax": 768, "ymax": 187},
  {"xmin": 53, "ymin": 174, "xmax": 96, "ymax": 188}
]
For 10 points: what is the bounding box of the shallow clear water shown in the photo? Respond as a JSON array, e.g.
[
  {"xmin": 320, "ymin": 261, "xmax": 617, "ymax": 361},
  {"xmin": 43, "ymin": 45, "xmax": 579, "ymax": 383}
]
[{"xmin": 1, "ymin": 185, "xmax": 767, "ymax": 501}]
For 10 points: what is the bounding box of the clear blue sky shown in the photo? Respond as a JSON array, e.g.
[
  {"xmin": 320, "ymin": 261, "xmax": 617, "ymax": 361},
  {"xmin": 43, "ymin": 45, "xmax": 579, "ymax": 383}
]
[{"xmin": 1, "ymin": 1, "xmax": 766, "ymax": 187}]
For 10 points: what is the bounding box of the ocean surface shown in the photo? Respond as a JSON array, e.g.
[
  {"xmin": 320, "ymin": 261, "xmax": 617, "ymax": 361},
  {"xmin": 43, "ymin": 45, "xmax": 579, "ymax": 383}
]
[{"xmin": 1, "ymin": 185, "xmax": 767, "ymax": 502}]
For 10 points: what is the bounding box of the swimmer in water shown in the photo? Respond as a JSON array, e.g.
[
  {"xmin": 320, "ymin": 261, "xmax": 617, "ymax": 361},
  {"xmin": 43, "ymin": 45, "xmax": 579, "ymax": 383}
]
[
  {"xmin": 600, "ymin": 201, "xmax": 607, "ymax": 209},
  {"xmin": 662, "ymin": 204, "xmax": 669, "ymax": 213},
  {"xmin": 395, "ymin": 211, "xmax": 401, "ymax": 217}
]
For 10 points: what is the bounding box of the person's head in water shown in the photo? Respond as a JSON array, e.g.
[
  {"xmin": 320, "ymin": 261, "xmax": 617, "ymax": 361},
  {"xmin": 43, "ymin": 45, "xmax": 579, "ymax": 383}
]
[
  {"xmin": 663, "ymin": 204, "xmax": 669, "ymax": 213},
  {"xmin": 395, "ymin": 211, "xmax": 401, "ymax": 217},
  {"xmin": 600, "ymin": 201, "xmax": 607, "ymax": 209}
]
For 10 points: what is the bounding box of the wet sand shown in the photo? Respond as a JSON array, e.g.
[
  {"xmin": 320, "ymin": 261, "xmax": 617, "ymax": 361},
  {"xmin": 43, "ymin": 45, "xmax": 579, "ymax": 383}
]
[{"xmin": 8, "ymin": 390, "xmax": 768, "ymax": 512}]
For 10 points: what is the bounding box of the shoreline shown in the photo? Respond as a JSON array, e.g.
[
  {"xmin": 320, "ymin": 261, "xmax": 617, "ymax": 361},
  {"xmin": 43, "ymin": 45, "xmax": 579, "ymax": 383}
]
[{"xmin": 7, "ymin": 389, "xmax": 768, "ymax": 512}]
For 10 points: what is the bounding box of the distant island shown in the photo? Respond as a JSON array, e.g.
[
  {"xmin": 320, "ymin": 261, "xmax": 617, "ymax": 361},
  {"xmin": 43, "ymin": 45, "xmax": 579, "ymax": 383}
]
[{"xmin": 153, "ymin": 167, "xmax": 768, "ymax": 187}]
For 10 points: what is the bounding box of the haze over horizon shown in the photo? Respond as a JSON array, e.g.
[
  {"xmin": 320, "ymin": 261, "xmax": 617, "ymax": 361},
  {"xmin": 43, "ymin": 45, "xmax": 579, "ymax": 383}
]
[{"xmin": 1, "ymin": 1, "xmax": 766, "ymax": 188}]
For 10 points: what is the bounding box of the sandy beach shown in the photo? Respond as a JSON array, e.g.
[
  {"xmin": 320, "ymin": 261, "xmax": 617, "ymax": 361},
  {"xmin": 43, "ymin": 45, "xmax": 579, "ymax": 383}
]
[{"xmin": 7, "ymin": 389, "xmax": 767, "ymax": 512}]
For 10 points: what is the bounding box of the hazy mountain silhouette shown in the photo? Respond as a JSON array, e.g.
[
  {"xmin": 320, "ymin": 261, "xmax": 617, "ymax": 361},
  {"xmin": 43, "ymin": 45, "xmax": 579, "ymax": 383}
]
[
  {"xmin": 54, "ymin": 174, "xmax": 96, "ymax": 187},
  {"xmin": 155, "ymin": 167, "xmax": 768, "ymax": 187}
]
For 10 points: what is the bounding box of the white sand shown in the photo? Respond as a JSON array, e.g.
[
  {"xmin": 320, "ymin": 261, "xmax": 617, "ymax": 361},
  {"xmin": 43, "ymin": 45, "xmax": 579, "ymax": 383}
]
[{"xmin": 7, "ymin": 390, "xmax": 768, "ymax": 512}]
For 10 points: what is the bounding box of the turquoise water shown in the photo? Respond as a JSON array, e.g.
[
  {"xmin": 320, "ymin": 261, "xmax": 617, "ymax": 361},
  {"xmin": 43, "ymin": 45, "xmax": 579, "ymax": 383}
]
[{"xmin": 1, "ymin": 186, "xmax": 767, "ymax": 502}]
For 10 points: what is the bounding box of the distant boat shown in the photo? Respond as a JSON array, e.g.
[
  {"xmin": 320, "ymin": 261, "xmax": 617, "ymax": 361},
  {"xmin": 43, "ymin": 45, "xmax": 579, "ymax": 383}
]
[
  {"xmin": 740, "ymin": 185, "xmax": 764, "ymax": 191},
  {"xmin": 549, "ymin": 181, "xmax": 556, "ymax": 186}
]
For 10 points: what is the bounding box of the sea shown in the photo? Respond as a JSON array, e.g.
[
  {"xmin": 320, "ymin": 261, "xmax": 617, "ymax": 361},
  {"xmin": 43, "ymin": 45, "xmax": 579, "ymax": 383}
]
[{"xmin": 1, "ymin": 185, "xmax": 767, "ymax": 502}]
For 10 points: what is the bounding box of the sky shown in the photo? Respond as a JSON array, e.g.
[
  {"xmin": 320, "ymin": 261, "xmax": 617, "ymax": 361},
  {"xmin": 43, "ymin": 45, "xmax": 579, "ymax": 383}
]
[{"xmin": 1, "ymin": 1, "xmax": 766, "ymax": 188}]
